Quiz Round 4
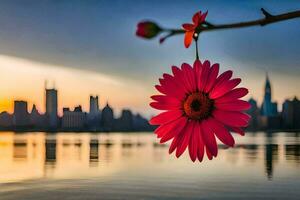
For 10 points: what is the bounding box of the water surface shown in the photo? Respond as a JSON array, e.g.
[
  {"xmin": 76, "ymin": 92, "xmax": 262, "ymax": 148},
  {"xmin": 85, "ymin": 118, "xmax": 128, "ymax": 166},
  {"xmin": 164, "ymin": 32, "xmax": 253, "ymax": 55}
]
[{"xmin": 0, "ymin": 132, "xmax": 299, "ymax": 200}]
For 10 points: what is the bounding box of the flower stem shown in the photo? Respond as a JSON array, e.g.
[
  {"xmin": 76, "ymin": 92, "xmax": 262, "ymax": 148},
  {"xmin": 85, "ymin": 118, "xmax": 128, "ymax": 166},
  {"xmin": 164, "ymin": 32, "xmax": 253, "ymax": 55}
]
[{"xmin": 195, "ymin": 39, "xmax": 199, "ymax": 60}]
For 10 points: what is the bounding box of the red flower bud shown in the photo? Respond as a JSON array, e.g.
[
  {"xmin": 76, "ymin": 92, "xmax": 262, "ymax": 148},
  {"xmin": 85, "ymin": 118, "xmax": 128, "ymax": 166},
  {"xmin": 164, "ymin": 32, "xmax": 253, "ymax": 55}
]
[{"xmin": 136, "ymin": 21, "xmax": 162, "ymax": 39}]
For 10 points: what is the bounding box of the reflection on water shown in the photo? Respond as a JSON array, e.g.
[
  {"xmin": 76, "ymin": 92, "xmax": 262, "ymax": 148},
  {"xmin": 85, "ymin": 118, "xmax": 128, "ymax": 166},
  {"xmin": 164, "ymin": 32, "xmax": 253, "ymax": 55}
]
[
  {"xmin": 0, "ymin": 132, "xmax": 299, "ymax": 199},
  {"xmin": 265, "ymin": 144, "xmax": 278, "ymax": 179}
]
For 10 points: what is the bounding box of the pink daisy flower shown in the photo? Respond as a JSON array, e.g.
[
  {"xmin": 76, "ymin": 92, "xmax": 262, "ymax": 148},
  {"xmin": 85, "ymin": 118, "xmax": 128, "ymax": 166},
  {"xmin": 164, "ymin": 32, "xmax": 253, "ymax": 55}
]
[{"xmin": 149, "ymin": 60, "xmax": 251, "ymax": 162}]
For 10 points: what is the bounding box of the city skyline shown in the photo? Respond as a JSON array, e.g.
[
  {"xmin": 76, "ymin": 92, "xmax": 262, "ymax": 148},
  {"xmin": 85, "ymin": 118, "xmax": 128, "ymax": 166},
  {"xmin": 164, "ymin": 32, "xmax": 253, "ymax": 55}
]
[
  {"xmin": 0, "ymin": 72, "xmax": 299, "ymax": 132},
  {"xmin": 247, "ymin": 74, "xmax": 300, "ymax": 130},
  {"xmin": 1, "ymin": 77, "xmax": 128, "ymax": 118},
  {"xmin": 0, "ymin": 82, "xmax": 153, "ymax": 132},
  {"xmin": 0, "ymin": 55, "xmax": 150, "ymax": 117},
  {"xmin": 0, "ymin": 63, "xmax": 298, "ymax": 117}
]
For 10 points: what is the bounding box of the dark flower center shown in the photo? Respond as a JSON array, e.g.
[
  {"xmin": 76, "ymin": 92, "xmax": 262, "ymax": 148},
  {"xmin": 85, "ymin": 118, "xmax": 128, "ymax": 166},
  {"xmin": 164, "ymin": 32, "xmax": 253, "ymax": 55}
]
[
  {"xmin": 191, "ymin": 99, "xmax": 201, "ymax": 111},
  {"xmin": 183, "ymin": 92, "xmax": 214, "ymax": 121}
]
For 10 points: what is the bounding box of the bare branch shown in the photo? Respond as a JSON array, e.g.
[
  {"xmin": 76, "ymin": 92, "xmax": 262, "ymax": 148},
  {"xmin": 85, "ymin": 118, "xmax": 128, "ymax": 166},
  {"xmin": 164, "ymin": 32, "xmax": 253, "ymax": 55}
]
[
  {"xmin": 161, "ymin": 9, "xmax": 300, "ymax": 43},
  {"xmin": 261, "ymin": 8, "xmax": 273, "ymax": 18}
]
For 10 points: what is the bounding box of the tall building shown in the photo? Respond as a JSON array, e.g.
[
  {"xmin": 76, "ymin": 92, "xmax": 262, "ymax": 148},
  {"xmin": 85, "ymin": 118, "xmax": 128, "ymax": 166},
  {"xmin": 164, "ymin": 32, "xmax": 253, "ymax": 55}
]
[
  {"xmin": 282, "ymin": 97, "xmax": 300, "ymax": 129},
  {"xmin": 115, "ymin": 109, "xmax": 134, "ymax": 131},
  {"xmin": 133, "ymin": 113, "xmax": 153, "ymax": 131},
  {"xmin": 261, "ymin": 73, "xmax": 278, "ymax": 116},
  {"xmin": 247, "ymin": 98, "xmax": 259, "ymax": 130},
  {"xmin": 89, "ymin": 96, "xmax": 99, "ymax": 116},
  {"xmin": 30, "ymin": 104, "xmax": 46, "ymax": 128},
  {"xmin": 0, "ymin": 112, "xmax": 13, "ymax": 128},
  {"xmin": 62, "ymin": 106, "xmax": 86, "ymax": 129},
  {"xmin": 13, "ymin": 101, "xmax": 30, "ymax": 127},
  {"xmin": 87, "ymin": 96, "xmax": 100, "ymax": 129},
  {"xmin": 100, "ymin": 103, "xmax": 114, "ymax": 131},
  {"xmin": 46, "ymin": 88, "xmax": 58, "ymax": 128}
]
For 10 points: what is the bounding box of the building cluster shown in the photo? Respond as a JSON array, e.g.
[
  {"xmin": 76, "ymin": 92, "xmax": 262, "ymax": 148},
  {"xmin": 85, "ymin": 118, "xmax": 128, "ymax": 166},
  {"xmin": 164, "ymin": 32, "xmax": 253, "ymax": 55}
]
[
  {"xmin": 247, "ymin": 74, "xmax": 300, "ymax": 131},
  {"xmin": 0, "ymin": 86, "xmax": 153, "ymax": 132}
]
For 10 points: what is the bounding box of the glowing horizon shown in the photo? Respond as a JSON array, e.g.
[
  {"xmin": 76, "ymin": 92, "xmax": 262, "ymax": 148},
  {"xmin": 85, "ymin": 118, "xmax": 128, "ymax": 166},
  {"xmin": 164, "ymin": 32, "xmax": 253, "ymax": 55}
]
[
  {"xmin": 1, "ymin": 54, "xmax": 299, "ymax": 118},
  {"xmin": 0, "ymin": 54, "xmax": 155, "ymax": 117}
]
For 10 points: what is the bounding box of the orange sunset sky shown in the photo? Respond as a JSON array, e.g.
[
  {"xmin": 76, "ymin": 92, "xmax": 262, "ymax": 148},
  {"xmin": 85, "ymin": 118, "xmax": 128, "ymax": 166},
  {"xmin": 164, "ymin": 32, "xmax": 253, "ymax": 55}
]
[{"xmin": 0, "ymin": 54, "xmax": 299, "ymax": 118}]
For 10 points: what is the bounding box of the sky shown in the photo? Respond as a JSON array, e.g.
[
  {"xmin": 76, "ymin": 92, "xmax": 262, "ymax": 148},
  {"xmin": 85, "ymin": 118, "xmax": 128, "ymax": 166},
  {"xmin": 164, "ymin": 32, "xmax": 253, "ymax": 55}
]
[{"xmin": 0, "ymin": 0, "xmax": 300, "ymax": 117}]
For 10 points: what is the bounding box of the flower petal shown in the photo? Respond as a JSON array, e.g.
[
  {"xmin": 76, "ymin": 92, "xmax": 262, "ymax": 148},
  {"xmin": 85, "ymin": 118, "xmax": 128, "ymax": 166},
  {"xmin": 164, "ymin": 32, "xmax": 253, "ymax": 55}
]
[
  {"xmin": 182, "ymin": 23, "xmax": 195, "ymax": 31},
  {"xmin": 169, "ymin": 135, "xmax": 180, "ymax": 154},
  {"xmin": 176, "ymin": 121, "xmax": 193, "ymax": 158},
  {"xmin": 163, "ymin": 73, "xmax": 186, "ymax": 91},
  {"xmin": 196, "ymin": 123, "xmax": 205, "ymax": 162},
  {"xmin": 212, "ymin": 70, "xmax": 233, "ymax": 90},
  {"xmin": 229, "ymin": 127, "xmax": 245, "ymax": 136},
  {"xmin": 172, "ymin": 66, "xmax": 190, "ymax": 93},
  {"xmin": 204, "ymin": 63, "xmax": 219, "ymax": 93},
  {"xmin": 210, "ymin": 78, "xmax": 241, "ymax": 99},
  {"xmin": 171, "ymin": 66, "xmax": 181, "ymax": 76},
  {"xmin": 181, "ymin": 63, "xmax": 196, "ymax": 93},
  {"xmin": 155, "ymin": 117, "xmax": 184, "ymax": 138},
  {"xmin": 184, "ymin": 31, "xmax": 194, "ymax": 48},
  {"xmin": 192, "ymin": 11, "xmax": 201, "ymax": 24},
  {"xmin": 149, "ymin": 110, "xmax": 183, "ymax": 125},
  {"xmin": 200, "ymin": 119, "xmax": 218, "ymax": 157},
  {"xmin": 215, "ymin": 88, "xmax": 249, "ymax": 103},
  {"xmin": 158, "ymin": 75, "xmax": 186, "ymax": 99},
  {"xmin": 193, "ymin": 59, "xmax": 202, "ymax": 87},
  {"xmin": 198, "ymin": 60, "xmax": 210, "ymax": 91},
  {"xmin": 215, "ymin": 100, "xmax": 251, "ymax": 111},
  {"xmin": 149, "ymin": 101, "xmax": 180, "ymax": 110},
  {"xmin": 206, "ymin": 146, "xmax": 213, "ymax": 160},
  {"xmin": 160, "ymin": 117, "xmax": 187, "ymax": 143},
  {"xmin": 188, "ymin": 121, "xmax": 198, "ymax": 162},
  {"xmin": 151, "ymin": 95, "xmax": 180, "ymax": 103},
  {"xmin": 200, "ymin": 11, "xmax": 208, "ymax": 23},
  {"xmin": 213, "ymin": 110, "xmax": 250, "ymax": 127},
  {"xmin": 210, "ymin": 119, "xmax": 235, "ymax": 147},
  {"xmin": 155, "ymin": 85, "xmax": 166, "ymax": 94}
]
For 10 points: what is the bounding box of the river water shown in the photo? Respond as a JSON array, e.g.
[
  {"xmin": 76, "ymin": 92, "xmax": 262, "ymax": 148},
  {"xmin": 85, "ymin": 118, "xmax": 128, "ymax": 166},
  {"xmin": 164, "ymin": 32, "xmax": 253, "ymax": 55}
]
[{"xmin": 0, "ymin": 132, "xmax": 299, "ymax": 199}]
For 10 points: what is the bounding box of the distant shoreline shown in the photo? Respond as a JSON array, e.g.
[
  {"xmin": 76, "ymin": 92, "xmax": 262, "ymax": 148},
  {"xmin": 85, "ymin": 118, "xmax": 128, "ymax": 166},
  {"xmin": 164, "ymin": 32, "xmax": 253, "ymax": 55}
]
[
  {"xmin": 0, "ymin": 129, "xmax": 299, "ymax": 134},
  {"xmin": 0, "ymin": 129, "xmax": 155, "ymax": 133}
]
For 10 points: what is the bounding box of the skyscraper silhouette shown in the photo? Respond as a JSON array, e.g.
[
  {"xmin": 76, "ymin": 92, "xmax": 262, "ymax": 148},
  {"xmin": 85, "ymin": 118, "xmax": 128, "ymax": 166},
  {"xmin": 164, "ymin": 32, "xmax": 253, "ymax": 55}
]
[
  {"xmin": 30, "ymin": 104, "xmax": 46, "ymax": 128},
  {"xmin": 62, "ymin": 106, "xmax": 86, "ymax": 129},
  {"xmin": 115, "ymin": 109, "xmax": 134, "ymax": 131},
  {"xmin": 247, "ymin": 98, "xmax": 259, "ymax": 130},
  {"xmin": 261, "ymin": 73, "xmax": 278, "ymax": 116},
  {"xmin": 87, "ymin": 96, "xmax": 100, "ymax": 130},
  {"xmin": 89, "ymin": 96, "xmax": 99, "ymax": 115},
  {"xmin": 101, "ymin": 103, "xmax": 114, "ymax": 131},
  {"xmin": 282, "ymin": 97, "xmax": 300, "ymax": 129},
  {"xmin": 13, "ymin": 101, "xmax": 29, "ymax": 127},
  {"xmin": 45, "ymin": 85, "xmax": 58, "ymax": 129}
]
